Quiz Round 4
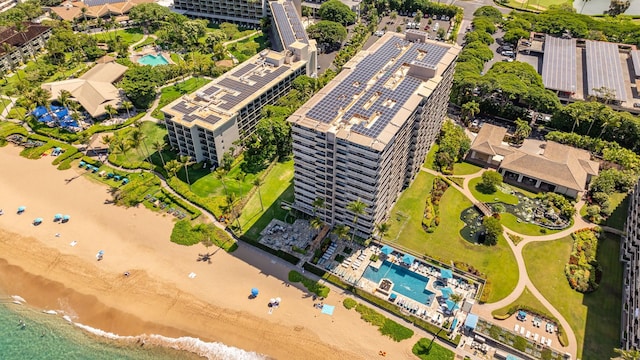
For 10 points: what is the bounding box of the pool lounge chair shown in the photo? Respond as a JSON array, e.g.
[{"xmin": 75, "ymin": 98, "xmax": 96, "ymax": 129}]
[
  {"xmin": 525, "ymin": 331, "xmax": 530, "ymax": 338},
  {"xmin": 520, "ymin": 327, "xmax": 525, "ymax": 335},
  {"xmin": 541, "ymin": 336, "xmax": 546, "ymax": 344},
  {"xmin": 547, "ymin": 338, "xmax": 552, "ymax": 347},
  {"xmin": 533, "ymin": 333, "xmax": 539, "ymax": 341}
]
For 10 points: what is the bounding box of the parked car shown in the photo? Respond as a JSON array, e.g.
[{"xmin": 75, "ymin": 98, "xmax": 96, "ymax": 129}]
[
  {"xmin": 424, "ymin": 25, "xmax": 430, "ymax": 30},
  {"xmin": 522, "ymin": 40, "xmax": 532, "ymax": 46},
  {"xmin": 634, "ymin": 103, "xmax": 640, "ymax": 108}
]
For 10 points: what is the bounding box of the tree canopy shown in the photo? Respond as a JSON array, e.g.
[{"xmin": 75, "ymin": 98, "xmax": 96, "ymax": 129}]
[
  {"xmin": 119, "ymin": 66, "xmax": 163, "ymax": 109},
  {"xmin": 319, "ymin": 0, "xmax": 356, "ymax": 25},
  {"xmin": 307, "ymin": 20, "xmax": 347, "ymax": 47}
]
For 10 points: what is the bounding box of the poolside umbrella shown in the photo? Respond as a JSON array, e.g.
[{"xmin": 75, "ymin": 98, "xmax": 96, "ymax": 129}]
[
  {"xmin": 440, "ymin": 269, "xmax": 453, "ymax": 279},
  {"xmin": 402, "ymin": 254, "xmax": 415, "ymax": 265},
  {"xmin": 440, "ymin": 287, "xmax": 454, "ymax": 299},
  {"xmin": 380, "ymin": 245, "xmax": 393, "ymax": 255},
  {"xmin": 251, "ymin": 288, "xmax": 259, "ymax": 297},
  {"xmin": 54, "ymin": 214, "xmax": 63, "ymax": 220},
  {"xmin": 445, "ymin": 299, "xmax": 459, "ymax": 311},
  {"xmin": 389, "ymin": 293, "xmax": 397, "ymax": 300},
  {"xmin": 17, "ymin": 206, "xmax": 26, "ymax": 213}
]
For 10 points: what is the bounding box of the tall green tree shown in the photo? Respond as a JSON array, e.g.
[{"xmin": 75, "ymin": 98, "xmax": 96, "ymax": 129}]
[
  {"xmin": 346, "ymin": 199, "xmax": 366, "ymax": 242},
  {"xmin": 318, "ymin": 0, "xmax": 356, "ymax": 25},
  {"xmin": 306, "ymin": 20, "xmax": 347, "ymax": 48}
]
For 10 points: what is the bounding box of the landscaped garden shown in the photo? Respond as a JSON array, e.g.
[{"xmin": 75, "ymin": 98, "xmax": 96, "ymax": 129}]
[
  {"xmin": 523, "ymin": 233, "xmax": 623, "ymax": 359},
  {"xmin": 412, "ymin": 338, "xmax": 455, "ymax": 360},
  {"xmin": 383, "ymin": 171, "xmax": 519, "ymax": 303},
  {"xmin": 151, "ymin": 77, "xmax": 212, "ymax": 120},
  {"xmin": 341, "ymin": 298, "xmax": 414, "ymax": 342}
]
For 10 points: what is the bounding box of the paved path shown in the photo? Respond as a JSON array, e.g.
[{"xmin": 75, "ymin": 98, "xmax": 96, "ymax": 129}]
[{"xmin": 420, "ymin": 166, "xmax": 587, "ymax": 358}]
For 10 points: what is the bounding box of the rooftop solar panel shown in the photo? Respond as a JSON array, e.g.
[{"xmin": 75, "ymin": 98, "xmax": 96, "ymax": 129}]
[
  {"xmin": 306, "ymin": 37, "xmax": 449, "ymax": 139},
  {"xmin": 541, "ymin": 35, "xmax": 577, "ymax": 93},
  {"xmin": 585, "ymin": 40, "xmax": 628, "ymax": 102},
  {"xmin": 631, "ymin": 50, "xmax": 640, "ymax": 78}
]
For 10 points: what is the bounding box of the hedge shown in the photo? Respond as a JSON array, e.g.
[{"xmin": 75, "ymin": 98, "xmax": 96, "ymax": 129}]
[
  {"xmin": 288, "ymin": 270, "xmax": 330, "ymax": 297},
  {"xmin": 160, "ymin": 187, "xmax": 202, "ymax": 220},
  {"xmin": 352, "ymin": 302, "xmax": 414, "ymax": 342},
  {"xmin": 27, "ymin": 113, "xmax": 145, "ymax": 143},
  {"xmin": 57, "ymin": 152, "xmax": 83, "ymax": 170},
  {"xmin": 166, "ymin": 176, "xmax": 220, "ymax": 217}
]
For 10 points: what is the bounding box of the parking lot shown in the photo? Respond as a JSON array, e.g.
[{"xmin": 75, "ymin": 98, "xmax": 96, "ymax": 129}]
[{"xmin": 366, "ymin": 13, "xmax": 455, "ymax": 50}]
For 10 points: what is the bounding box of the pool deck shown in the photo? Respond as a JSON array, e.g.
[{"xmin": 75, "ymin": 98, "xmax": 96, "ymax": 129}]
[{"xmin": 130, "ymin": 46, "xmax": 174, "ymax": 66}]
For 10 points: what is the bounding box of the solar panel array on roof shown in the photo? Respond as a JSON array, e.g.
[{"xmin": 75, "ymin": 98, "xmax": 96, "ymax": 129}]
[
  {"xmin": 306, "ymin": 37, "xmax": 449, "ymax": 139},
  {"xmin": 541, "ymin": 35, "xmax": 577, "ymax": 93},
  {"xmin": 271, "ymin": 1, "xmax": 308, "ymax": 49},
  {"xmin": 232, "ymin": 63, "xmax": 257, "ymax": 78},
  {"xmin": 283, "ymin": 1, "xmax": 308, "ymax": 43},
  {"xmin": 631, "ymin": 50, "xmax": 640, "ymax": 78},
  {"xmin": 84, "ymin": 0, "xmax": 122, "ymax": 6},
  {"xmin": 215, "ymin": 65, "xmax": 289, "ymax": 111},
  {"xmin": 585, "ymin": 40, "xmax": 628, "ymax": 102}
]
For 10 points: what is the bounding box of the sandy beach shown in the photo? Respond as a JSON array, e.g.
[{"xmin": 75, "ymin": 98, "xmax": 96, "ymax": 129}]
[{"xmin": 0, "ymin": 144, "xmax": 421, "ymax": 359}]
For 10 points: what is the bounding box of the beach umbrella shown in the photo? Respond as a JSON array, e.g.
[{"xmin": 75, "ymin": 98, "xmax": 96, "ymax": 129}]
[
  {"xmin": 17, "ymin": 206, "xmax": 26, "ymax": 212},
  {"xmin": 63, "ymin": 215, "xmax": 70, "ymax": 221},
  {"xmin": 275, "ymin": 297, "xmax": 281, "ymax": 303},
  {"xmin": 34, "ymin": 218, "xmax": 43, "ymax": 223},
  {"xmin": 54, "ymin": 214, "xmax": 63, "ymax": 220},
  {"xmin": 402, "ymin": 254, "xmax": 415, "ymax": 265},
  {"xmin": 269, "ymin": 298, "xmax": 276, "ymax": 304},
  {"xmin": 251, "ymin": 288, "xmax": 259, "ymax": 297},
  {"xmin": 380, "ymin": 245, "xmax": 393, "ymax": 255}
]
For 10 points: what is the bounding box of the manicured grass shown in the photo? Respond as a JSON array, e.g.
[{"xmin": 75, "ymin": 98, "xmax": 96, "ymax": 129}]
[
  {"xmin": 343, "ymin": 300, "xmax": 414, "ymax": 342},
  {"xmin": 289, "ymin": 270, "xmax": 330, "ymax": 297},
  {"xmin": 468, "ymin": 176, "xmax": 519, "ymax": 205},
  {"xmin": 412, "ymin": 338, "xmax": 455, "ymax": 360},
  {"xmin": 228, "ymin": 33, "xmax": 269, "ymax": 63},
  {"xmin": 452, "ymin": 161, "xmax": 482, "ymax": 175},
  {"xmin": 500, "ymin": 212, "xmax": 563, "ymax": 236},
  {"xmin": 151, "ymin": 77, "xmax": 211, "ymax": 120},
  {"xmin": 92, "ymin": 28, "xmax": 144, "ymax": 45},
  {"xmin": 423, "ymin": 144, "xmax": 438, "ymax": 170},
  {"xmin": 606, "ymin": 192, "xmax": 630, "ymax": 230},
  {"xmin": 522, "ymin": 234, "xmax": 623, "ymax": 359},
  {"xmin": 385, "ymin": 172, "xmax": 519, "ymax": 303},
  {"xmin": 491, "ymin": 287, "xmax": 551, "ymax": 319},
  {"xmin": 109, "ymin": 121, "xmax": 167, "ymax": 168},
  {"xmin": 7, "ymin": 107, "xmax": 26, "ymax": 120},
  {"xmin": 133, "ymin": 36, "xmax": 156, "ymax": 50},
  {"xmin": 238, "ymin": 160, "xmax": 295, "ymax": 241}
]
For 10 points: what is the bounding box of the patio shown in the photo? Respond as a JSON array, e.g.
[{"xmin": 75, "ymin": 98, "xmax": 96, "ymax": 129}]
[{"xmin": 258, "ymin": 219, "xmax": 315, "ymax": 255}]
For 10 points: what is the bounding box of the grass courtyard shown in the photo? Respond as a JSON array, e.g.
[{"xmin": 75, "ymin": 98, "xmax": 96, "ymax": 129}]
[
  {"xmin": 109, "ymin": 121, "xmax": 168, "ymax": 168},
  {"xmin": 92, "ymin": 28, "xmax": 145, "ymax": 46},
  {"xmin": 384, "ymin": 171, "xmax": 519, "ymax": 303},
  {"xmin": 468, "ymin": 176, "xmax": 520, "ymax": 205},
  {"xmin": 522, "ymin": 234, "xmax": 623, "ymax": 360}
]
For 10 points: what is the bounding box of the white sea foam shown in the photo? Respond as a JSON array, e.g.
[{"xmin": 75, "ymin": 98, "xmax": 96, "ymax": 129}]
[
  {"xmin": 43, "ymin": 310, "xmax": 57, "ymax": 315},
  {"xmin": 62, "ymin": 315, "xmax": 72, "ymax": 322},
  {"xmin": 73, "ymin": 321, "xmax": 268, "ymax": 360},
  {"xmin": 11, "ymin": 295, "xmax": 26, "ymax": 303}
]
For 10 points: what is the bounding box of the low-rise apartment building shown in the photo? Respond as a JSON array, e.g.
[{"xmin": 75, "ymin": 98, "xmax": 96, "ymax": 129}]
[
  {"xmin": 0, "ymin": 22, "xmax": 51, "ymax": 72},
  {"xmin": 288, "ymin": 31, "xmax": 459, "ymax": 237},
  {"xmin": 621, "ymin": 180, "xmax": 640, "ymax": 350}
]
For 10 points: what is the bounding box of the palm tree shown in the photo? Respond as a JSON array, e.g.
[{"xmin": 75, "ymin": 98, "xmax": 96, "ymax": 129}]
[
  {"xmin": 346, "ymin": 199, "xmax": 367, "ymax": 242},
  {"xmin": 78, "ymin": 132, "xmax": 92, "ymax": 156},
  {"xmin": 215, "ymin": 168, "xmax": 228, "ymax": 195},
  {"xmin": 152, "ymin": 140, "xmax": 166, "ymax": 167},
  {"xmin": 164, "ymin": 159, "xmax": 181, "ymax": 178},
  {"xmin": 128, "ymin": 128, "xmax": 148, "ymax": 167},
  {"xmin": 375, "ymin": 222, "xmax": 390, "ymax": 240},
  {"xmin": 81, "ymin": 6, "xmax": 88, "ymax": 24},
  {"xmin": 57, "ymin": 90, "xmax": 72, "ymax": 109},
  {"xmin": 104, "ymin": 104, "xmax": 117, "ymax": 120},
  {"xmin": 310, "ymin": 217, "xmax": 324, "ymax": 235},
  {"xmin": 121, "ymin": 100, "xmax": 133, "ymax": 119},
  {"xmin": 332, "ymin": 224, "xmax": 351, "ymax": 242},
  {"xmin": 253, "ymin": 177, "xmax": 264, "ymax": 211},
  {"xmin": 112, "ymin": 138, "xmax": 132, "ymax": 165},
  {"xmin": 312, "ymin": 197, "xmax": 325, "ymax": 217},
  {"xmin": 180, "ymin": 155, "xmax": 192, "ymax": 187},
  {"xmin": 613, "ymin": 348, "xmax": 640, "ymax": 360},
  {"xmin": 29, "ymin": 88, "xmax": 53, "ymax": 122}
]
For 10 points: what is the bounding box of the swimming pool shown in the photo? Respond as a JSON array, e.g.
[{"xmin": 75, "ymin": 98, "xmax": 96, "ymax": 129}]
[
  {"xmin": 363, "ymin": 261, "xmax": 434, "ymax": 305},
  {"xmin": 138, "ymin": 54, "xmax": 170, "ymax": 66}
]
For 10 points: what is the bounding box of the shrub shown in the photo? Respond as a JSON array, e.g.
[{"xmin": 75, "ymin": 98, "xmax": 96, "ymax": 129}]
[
  {"xmin": 482, "ymin": 216, "xmax": 501, "ymax": 246},
  {"xmin": 170, "ymin": 220, "xmax": 237, "ymax": 251},
  {"xmin": 352, "ymin": 303, "xmax": 414, "ymax": 342},
  {"xmin": 343, "ymin": 298, "xmax": 357, "ymax": 309},
  {"xmin": 480, "ymin": 170, "xmax": 502, "ymax": 193},
  {"xmin": 288, "ymin": 270, "xmax": 330, "ymax": 297},
  {"xmin": 564, "ymin": 228, "xmax": 601, "ymax": 292}
]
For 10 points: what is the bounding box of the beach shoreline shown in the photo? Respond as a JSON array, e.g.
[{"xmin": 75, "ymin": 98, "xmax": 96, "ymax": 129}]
[{"xmin": 0, "ymin": 144, "xmax": 419, "ymax": 359}]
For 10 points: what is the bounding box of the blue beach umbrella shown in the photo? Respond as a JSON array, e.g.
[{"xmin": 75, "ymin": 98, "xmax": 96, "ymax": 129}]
[
  {"xmin": 33, "ymin": 218, "xmax": 43, "ymax": 224},
  {"xmin": 251, "ymin": 288, "xmax": 259, "ymax": 297},
  {"xmin": 17, "ymin": 206, "xmax": 26, "ymax": 212},
  {"xmin": 62, "ymin": 215, "xmax": 70, "ymax": 221},
  {"xmin": 380, "ymin": 245, "xmax": 393, "ymax": 255},
  {"xmin": 54, "ymin": 214, "xmax": 63, "ymax": 220}
]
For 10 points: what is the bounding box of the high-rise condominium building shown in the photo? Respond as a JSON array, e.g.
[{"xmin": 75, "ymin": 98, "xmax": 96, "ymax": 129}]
[
  {"xmin": 288, "ymin": 31, "xmax": 459, "ymax": 237},
  {"xmin": 621, "ymin": 179, "xmax": 640, "ymax": 349},
  {"xmin": 172, "ymin": 0, "xmax": 267, "ymax": 28},
  {"xmin": 163, "ymin": 0, "xmax": 316, "ymax": 167}
]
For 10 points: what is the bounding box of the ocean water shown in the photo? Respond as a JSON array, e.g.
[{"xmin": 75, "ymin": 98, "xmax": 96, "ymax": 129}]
[{"xmin": 0, "ymin": 296, "xmax": 267, "ymax": 360}]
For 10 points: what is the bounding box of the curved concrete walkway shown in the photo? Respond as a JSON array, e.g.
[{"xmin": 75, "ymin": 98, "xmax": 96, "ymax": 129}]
[{"xmin": 421, "ymin": 166, "xmax": 586, "ymax": 358}]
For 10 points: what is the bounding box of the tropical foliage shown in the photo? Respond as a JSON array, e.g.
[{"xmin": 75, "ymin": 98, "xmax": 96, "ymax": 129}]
[
  {"xmin": 565, "ymin": 228, "xmax": 601, "ymax": 293},
  {"xmin": 434, "ymin": 120, "xmax": 470, "ymax": 173}
]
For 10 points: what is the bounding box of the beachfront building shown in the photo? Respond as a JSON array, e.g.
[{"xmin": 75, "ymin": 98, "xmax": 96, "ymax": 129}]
[
  {"xmin": 0, "ymin": 22, "xmax": 51, "ymax": 72},
  {"xmin": 288, "ymin": 31, "xmax": 460, "ymax": 237},
  {"xmin": 162, "ymin": 0, "xmax": 316, "ymax": 167},
  {"xmin": 0, "ymin": 0, "xmax": 19, "ymax": 13},
  {"xmin": 172, "ymin": 0, "xmax": 267, "ymax": 28},
  {"xmin": 621, "ymin": 179, "xmax": 640, "ymax": 350},
  {"xmin": 41, "ymin": 60, "xmax": 128, "ymax": 118},
  {"xmin": 49, "ymin": 0, "xmax": 156, "ymax": 22},
  {"xmin": 468, "ymin": 124, "xmax": 599, "ymax": 198}
]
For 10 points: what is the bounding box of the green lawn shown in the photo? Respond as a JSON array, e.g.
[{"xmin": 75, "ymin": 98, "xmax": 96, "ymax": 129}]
[
  {"xmin": 151, "ymin": 77, "xmax": 211, "ymax": 120},
  {"xmin": 238, "ymin": 160, "xmax": 295, "ymax": 241},
  {"xmin": 500, "ymin": 212, "xmax": 564, "ymax": 236},
  {"xmin": 505, "ymin": 0, "xmax": 569, "ymax": 11},
  {"xmin": 452, "ymin": 161, "xmax": 482, "ymax": 175},
  {"xmin": 469, "ymin": 176, "xmax": 520, "ymax": 205},
  {"xmin": 492, "ymin": 287, "xmax": 553, "ymax": 319},
  {"xmin": 423, "ymin": 144, "xmax": 438, "ymax": 170},
  {"xmin": 109, "ymin": 121, "xmax": 168, "ymax": 167},
  {"xmin": 606, "ymin": 192, "xmax": 630, "ymax": 230},
  {"xmin": 228, "ymin": 33, "xmax": 269, "ymax": 63},
  {"xmin": 522, "ymin": 234, "xmax": 623, "ymax": 359},
  {"xmin": 385, "ymin": 172, "xmax": 518, "ymax": 303},
  {"xmin": 412, "ymin": 338, "xmax": 455, "ymax": 359},
  {"xmin": 92, "ymin": 28, "xmax": 144, "ymax": 45}
]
